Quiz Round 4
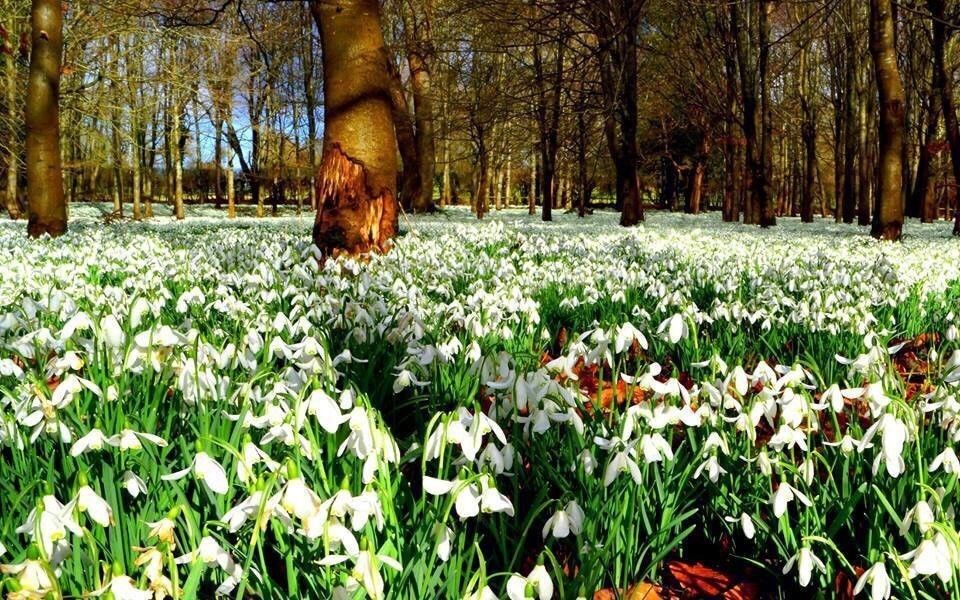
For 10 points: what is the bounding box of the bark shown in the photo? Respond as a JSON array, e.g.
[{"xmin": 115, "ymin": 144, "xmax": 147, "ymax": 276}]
[
  {"xmin": 799, "ymin": 37, "xmax": 816, "ymax": 223},
  {"xmin": 592, "ymin": 0, "xmax": 643, "ymax": 226},
  {"xmin": 408, "ymin": 40, "xmax": 435, "ymax": 212},
  {"xmin": 388, "ymin": 60, "xmax": 422, "ymax": 213},
  {"xmin": 227, "ymin": 148, "xmax": 236, "ymax": 219},
  {"xmin": 930, "ymin": 0, "xmax": 960, "ymax": 234},
  {"xmin": 857, "ymin": 73, "xmax": 872, "ymax": 226},
  {"xmin": 310, "ymin": 0, "xmax": 398, "ymax": 255},
  {"xmin": 915, "ymin": 0, "xmax": 946, "ymax": 222},
  {"xmin": 5, "ymin": 12, "xmax": 20, "ymax": 219},
  {"xmin": 25, "ymin": 0, "xmax": 65, "ymax": 238},
  {"xmin": 842, "ymin": 9, "xmax": 858, "ymax": 224},
  {"xmin": 869, "ymin": 0, "xmax": 905, "ymax": 240}
]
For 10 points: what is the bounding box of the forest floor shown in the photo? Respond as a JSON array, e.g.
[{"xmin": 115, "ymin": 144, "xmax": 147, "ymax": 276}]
[{"xmin": 1, "ymin": 206, "xmax": 960, "ymax": 598}]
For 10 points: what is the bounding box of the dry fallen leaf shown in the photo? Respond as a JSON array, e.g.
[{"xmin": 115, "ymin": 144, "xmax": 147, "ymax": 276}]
[
  {"xmin": 594, "ymin": 582, "xmax": 662, "ymax": 600},
  {"xmin": 667, "ymin": 561, "xmax": 760, "ymax": 600}
]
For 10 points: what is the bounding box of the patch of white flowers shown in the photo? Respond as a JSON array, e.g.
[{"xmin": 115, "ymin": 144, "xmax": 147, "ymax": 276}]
[{"xmin": 1, "ymin": 206, "xmax": 960, "ymax": 598}]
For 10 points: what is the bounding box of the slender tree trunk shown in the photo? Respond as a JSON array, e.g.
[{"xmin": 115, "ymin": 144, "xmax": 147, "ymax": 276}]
[
  {"xmin": 869, "ymin": 0, "xmax": 905, "ymax": 240},
  {"xmin": 227, "ymin": 148, "xmax": 236, "ymax": 219},
  {"xmin": 172, "ymin": 101, "xmax": 184, "ymax": 220},
  {"xmin": 857, "ymin": 78, "xmax": 872, "ymax": 226},
  {"xmin": 4, "ymin": 12, "xmax": 21, "ymax": 219},
  {"xmin": 409, "ymin": 47, "xmax": 435, "ymax": 212},
  {"xmin": 310, "ymin": 0, "xmax": 398, "ymax": 254},
  {"xmin": 529, "ymin": 145, "xmax": 537, "ymax": 215},
  {"xmin": 757, "ymin": 0, "xmax": 776, "ymax": 226},
  {"xmin": 504, "ymin": 149, "xmax": 512, "ymax": 207},
  {"xmin": 25, "ymin": 0, "xmax": 65, "ymax": 237}
]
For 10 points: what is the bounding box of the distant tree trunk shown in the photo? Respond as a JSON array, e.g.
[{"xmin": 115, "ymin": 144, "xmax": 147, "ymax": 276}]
[
  {"xmin": 592, "ymin": 0, "xmax": 643, "ymax": 226},
  {"xmin": 441, "ymin": 137, "xmax": 451, "ymax": 206},
  {"xmin": 227, "ymin": 148, "xmax": 236, "ymax": 219},
  {"xmin": 214, "ymin": 115, "xmax": 223, "ymax": 209},
  {"xmin": 504, "ymin": 149, "xmax": 513, "ymax": 207},
  {"xmin": 757, "ymin": 0, "xmax": 776, "ymax": 227},
  {"xmin": 929, "ymin": 0, "xmax": 960, "ymax": 234},
  {"xmin": 869, "ymin": 0, "xmax": 905, "ymax": 240},
  {"xmin": 687, "ymin": 135, "xmax": 708, "ymax": 215},
  {"xmin": 172, "ymin": 101, "xmax": 184, "ymax": 220},
  {"xmin": 388, "ymin": 61, "xmax": 422, "ymax": 213},
  {"xmin": 529, "ymin": 146, "xmax": 537, "ymax": 215},
  {"xmin": 310, "ymin": 0, "xmax": 398, "ymax": 255},
  {"xmin": 576, "ymin": 108, "xmax": 591, "ymax": 218},
  {"xmin": 408, "ymin": 35, "xmax": 435, "ymax": 212},
  {"xmin": 733, "ymin": 1, "xmax": 774, "ymax": 226},
  {"xmin": 842, "ymin": 9, "xmax": 858, "ymax": 224},
  {"xmin": 916, "ymin": 0, "xmax": 946, "ymax": 222},
  {"xmin": 722, "ymin": 48, "xmax": 738, "ymax": 222},
  {"xmin": 25, "ymin": 0, "xmax": 65, "ymax": 237},
  {"xmin": 857, "ymin": 73, "xmax": 873, "ymax": 226},
  {"xmin": 5, "ymin": 12, "xmax": 21, "ymax": 219},
  {"xmin": 304, "ymin": 29, "xmax": 318, "ymax": 212},
  {"xmin": 798, "ymin": 39, "xmax": 816, "ymax": 223}
]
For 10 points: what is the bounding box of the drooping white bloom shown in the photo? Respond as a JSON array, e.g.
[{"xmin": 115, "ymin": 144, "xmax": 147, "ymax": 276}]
[
  {"xmin": 161, "ymin": 451, "xmax": 229, "ymax": 495},
  {"xmin": 542, "ymin": 500, "xmax": 585, "ymax": 539},
  {"xmin": 854, "ymin": 561, "xmax": 891, "ymax": 600},
  {"xmin": 76, "ymin": 485, "xmax": 113, "ymax": 527},
  {"xmin": 782, "ymin": 546, "xmax": 826, "ymax": 587},
  {"xmin": 771, "ymin": 482, "xmax": 812, "ymax": 518},
  {"xmin": 506, "ymin": 564, "xmax": 554, "ymax": 600},
  {"xmin": 724, "ymin": 513, "xmax": 755, "ymax": 539}
]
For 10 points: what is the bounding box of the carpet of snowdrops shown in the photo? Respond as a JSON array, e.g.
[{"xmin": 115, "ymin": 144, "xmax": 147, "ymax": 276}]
[{"xmin": 4, "ymin": 204, "xmax": 960, "ymax": 599}]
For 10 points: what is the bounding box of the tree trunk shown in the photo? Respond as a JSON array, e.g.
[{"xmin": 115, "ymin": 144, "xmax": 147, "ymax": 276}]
[
  {"xmin": 916, "ymin": 0, "xmax": 946, "ymax": 222},
  {"xmin": 857, "ymin": 76, "xmax": 872, "ymax": 226},
  {"xmin": 227, "ymin": 148, "xmax": 236, "ymax": 219},
  {"xmin": 409, "ymin": 47, "xmax": 435, "ymax": 212},
  {"xmin": 25, "ymin": 0, "xmax": 65, "ymax": 237},
  {"xmin": 869, "ymin": 0, "xmax": 905, "ymax": 240},
  {"xmin": 4, "ymin": 12, "xmax": 21, "ymax": 219},
  {"xmin": 172, "ymin": 101, "xmax": 184, "ymax": 220},
  {"xmin": 310, "ymin": 0, "xmax": 398, "ymax": 255}
]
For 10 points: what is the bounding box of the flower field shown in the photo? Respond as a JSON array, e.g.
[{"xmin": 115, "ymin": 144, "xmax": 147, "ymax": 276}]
[{"xmin": 3, "ymin": 207, "xmax": 960, "ymax": 599}]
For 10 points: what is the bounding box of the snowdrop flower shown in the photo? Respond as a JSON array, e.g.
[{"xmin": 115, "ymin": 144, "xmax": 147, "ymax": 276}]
[
  {"xmin": 899, "ymin": 500, "xmax": 936, "ymax": 536},
  {"xmin": 107, "ymin": 429, "xmax": 168, "ymax": 451},
  {"xmin": 614, "ymin": 322, "xmax": 648, "ymax": 353},
  {"xmin": 693, "ymin": 455, "xmax": 727, "ymax": 482},
  {"xmin": 542, "ymin": 500, "xmax": 585, "ymax": 539},
  {"xmin": 771, "ymin": 482, "xmax": 812, "ymax": 518},
  {"xmin": 506, "ymin": 563, "xmax": 553, "ymax": 600},
  {"xmin": 317, "ymin": 549, "xmax": 402, "ymax": 600},
  {"xmin": 901, "ymin": 533, "xmax": 955, "ymax": 582},
  {"xmin": 69, "ymin": 427, "xmax": 111, "ymax": 456},
  {"xmin": 854, "ymin": 561, "xmax": 891, "ymax": 600},
  {"xmin": 859, "ymin": 414, "xmax": 908, "ymax": 477},
  {"xmin": 0, "ymin": 553, "xmax": 54, "ymax": 596},
  {"xmin": 122, "ymin": 470, "xmax": 148, "ymax": 498},
  {"xmin": 92, "ymin": 569, "xmax": 153, "ymax": 600},
  {"xmin": 433, "ymin": 522, "xmax": 453, "ymax": 561},
  {"xmin": 929, "ymin": 447, "xmax": 960, "ymax": 474},
  {"xmin": 657, "ymin": 313, "xmax": 688, "ymax": 344},
  {"xmin": 463, "ymin": 586, "xmax": 498, "ymax": 600},
  {"xmin": 724, "ymin": 513, "xmax": 755, "ymax": 539},
  {"xmin": 175, "ymin": 536, "xmax": 243, "ymax": 594},
  {"xmin": 146, "ymin": 517, "xmax": 177, "ymax": 545},
  {"xmin": 782, "ymin": 546, "xmax": 825, "ymax": 587},
  {"xmin": 75, "ymin": 485, "xmax": 113, "ymax": 527},
  {"xmin": 423, "ymin": 474, "xmax": 514, "ymax": 520},
  {"xmin": 603, "ymin": 447, "xmax": 643, "ymax": 487},
  {"xmin": 162, "ymin": 450, "xmax": 230, "ymax": 495}
]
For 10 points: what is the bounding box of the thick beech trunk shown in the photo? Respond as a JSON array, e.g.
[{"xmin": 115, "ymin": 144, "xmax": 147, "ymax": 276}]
[
  {"xmin": 310, "ymin": 0, "xmax": 398, "ymax": 255},
  {"xmin": 25, "ymin": 0, "xmax": 65, "ymax": 237},
  {"xmin": 869, "ymin": 0, "xmax": 905, "ymax": 240}
]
